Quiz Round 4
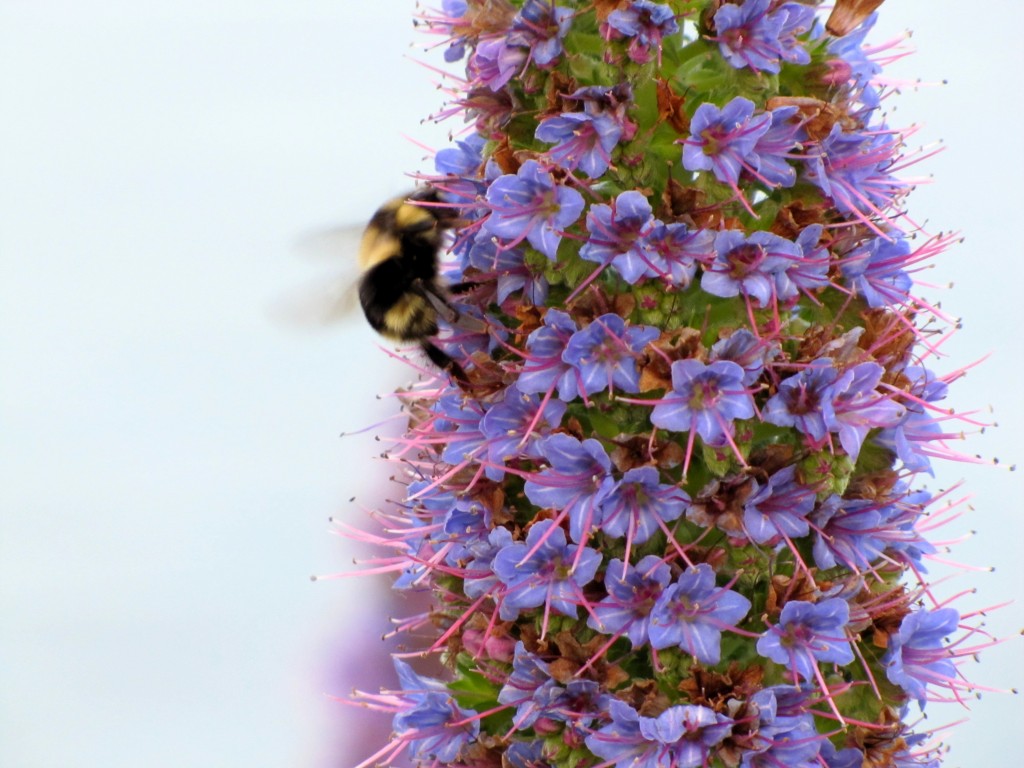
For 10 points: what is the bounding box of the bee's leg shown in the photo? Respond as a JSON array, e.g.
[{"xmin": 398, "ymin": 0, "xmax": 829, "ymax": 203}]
[
  {"xmin": 422, "ymin": 282, "xmax": 489, "ymax": 336},
  {"xmin": 441, "ymin": 283, "xmax": 487, "ymax": 327},
  {"xmin": 421, "ymin": 341, "xmax": 470, "ymax": 388},
  {"xmin": 420, "ymin": 282, "xmax": 461, "ymax": 324}
]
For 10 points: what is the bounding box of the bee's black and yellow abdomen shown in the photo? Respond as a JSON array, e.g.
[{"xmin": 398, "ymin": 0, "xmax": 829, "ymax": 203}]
[
  {"xmin": 357, "ymin": 187, "xmax": 469, "ymax": 385},
  {"xmin": 358, "ymin": 255, "xmax": 439, "ymax": 342}
]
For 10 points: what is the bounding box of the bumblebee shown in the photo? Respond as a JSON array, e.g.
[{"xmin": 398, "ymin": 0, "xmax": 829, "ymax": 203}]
[{"xmin": 357, "ymin": 188, "xmax": 470, "ymax": 384}]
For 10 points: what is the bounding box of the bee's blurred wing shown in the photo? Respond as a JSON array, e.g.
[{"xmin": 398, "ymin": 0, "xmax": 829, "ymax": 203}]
[
  {"xmin": 268, "ymin": 223, "xmax": 364, "ymax": 329},
  {"xmin": 268, "ymin": 272, "xmax": 361, "ymax": 329},
  {"xmin": 293, "ymin": 224, "xmax": 365, "ymax": 263}
]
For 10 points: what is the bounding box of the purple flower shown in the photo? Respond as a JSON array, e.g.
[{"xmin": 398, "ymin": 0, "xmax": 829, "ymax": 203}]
[
  {"xmin": 390, "ymin": 481, "xmax": 462, "ymax": 588},
  {"xmin": 435, "ymin": 131, "xmax": 485, "ymax": 177},
  {"xmin": 763, "ymin": 359, "xmax": 841, "ymax": 442},
  {"xmin": 811, "ymin": 496, "xmax": 887, "ymax": 571},
  {"xmin": 750, "ymin": 105, "xmax": 805, "ymax": 188},
  {"xmin": 515, "ymin": 308, "xmax": 580, "ymax": 399},
  {"xmin": 561, "ymin": 313, "xmax": 659, "ymax": 397},
  {"xmin": 431, "ymin": 0, "xmax": 470, "ymax": 63},
  {"xmin": 701, "ymin": 229, "xmax": 802, "ymax": 307},
  {"xmin": 442, "ymin": 0, "xmax": 467, "ymax": 15},
  {"xmin": 464, "ymin": 238, "xmax": 548, "ymax": 306},
  {"xmin": 586, "ymin": 699, "xmax": 733, "ymax": 768},
  {"xmin": 391, "ymin": 532, "xmax": 437, "ymax": 592},
  {"xmin": 876, "ymin": 489, "xmax": 938, "ymax": 568},
  {"xmin": 713, "ymin": 0, "xmax": 787, "ymax": 73},
  {"xmin": 649, "ymin": 563, "xmax": 752, "ymax": 663},
  {"xmin": 882, "ymin": 607, "xmax": 959, "ymax": 708},
  {"xmin": 881, "ymin": 408, "xmax": 945, "ymax": 475},
  {"xmin": 479, "ymin": 388, "xmax": 566, "ymax": 480},
  {"xmin": 523, "ymin": 434, "xmax": 616, "ymax": 542},
  {"xmin": 571, "ymin": 81, "xmax": 635, "ymax": 115},
  {"xmin": 740, "ymin": 726, "xmax": 823, "ymax": 768},
  {"xmin": 712, "ymin": 1, "xmax": 814, "ymax": 74},
  {"xmin": 905, "ymin": 365, "xmax": 949, "ymax": 405},
  {"xmin": 775, "ymin": 2, "xmax": 816, "ymax": 65},
  {"xmin": 605, "ymin": 1, "xmax": 680, "ymax": 64},
  {"xmin": 510, "ymin": 0, "xmax": 574, "ymax": 67},
  {"xmin": 756, "ymin": 598, "xmax": 854, "ymax": 681},
  {"xmin": 579, "ymin": 191, "xmax": 659, "ymax": 283},
  {"xmin": 821, "ymin": 741, "xmax": 867, "ymax": 768},
  {"xmin": 483, "ymin": 160, "xmax": 585, "ymax": 260},
  {"xmin": 824, "ymin": 361, "xmax": 906, "ymax": 460},
  {"xmin": 568, "ymin": 83, "xmax": 638, "ymax": 144},
  {"xmin": 497, "ymin": 642, "xmax": 552, "ymax": 728},
  {"xmin": 506, "ymin": 742, "xmax": 549, "ymax": 768},
  {"xmin": 740, "ymin": 686, "xmax": 824, "ymax": 766},
  {"xmin": 682, "ymin": 97, "xmax": 772, "ymax": 187},
  {"xmin": 599, "ymin": 466, "xmax": 689, "ymax": 550},
  {"xmin": 802, "ymin": 123, "xmax": 907, "ymax": 225},
  {"xmin": 752, "ymin": 684, "xmax": 819, "ymax": 737},
  {"xmin": 441, "ymin": 496, "xmax": 494, "ymax": 567},
  {"xmin": 433, "ymin": 132, "xmax": 487, "ymax": 208},
  {"xmin": 536, "ymin": 111, "xmax": 624, "ymax": 178},
  {"xmin": 587, "ymin": 555, "xmax": 672, "ymax": 648},
  {"xmin": 468, "ymin": 37, "xmax": 528, "ymax": 91},
  {"xmin": 649, "ymin": 359, "xmax": 756, "ymax": 447},
  {"xmin": 825, "ymin": 11, "xmax": 882, "ymax": 104},
  {"xmin": 492, "ymin": 519, "xmax": 602, "ymax": 623},
  {"xmin": 461, "ymin": 526, "xmax": 514, "ymax": 601},
  {"xmin": 391, "ymin": 658, "xmax": 480, "ymax": 764},
  {"xmin": 743, "ymin": 465, "xmax": 816, "ymax": 545},
  {"xmin": 429, "ymin": 389, "xmax": 476, "ymax": 432},
  {"xmin": 643, "ymin": 222, "xmax": 714, "ymax": 287},
  {"xmin": 840, "ymin": 234, "xmax": 915, "ymax": 308},
  {"xmin": 709, "ymin": 329, "xmax": 774, "ymax": 386},
  {"xmin": 438, "ymin": 398, "xmax": 488, "ymax": 468},
  {"xmin": 775, "ymin": 223, "xmax": 831, "ymax": 298},
  {"xmin": 533, "ymin": 678, "xmax": 610, "ymax": 726},
  {"xmin": 606, "ymin": 0, "xmax": 678, "ymax": 39},
  {"xmin": 877, "ymin": 366, "xmax": 949, "ymax": 474}
]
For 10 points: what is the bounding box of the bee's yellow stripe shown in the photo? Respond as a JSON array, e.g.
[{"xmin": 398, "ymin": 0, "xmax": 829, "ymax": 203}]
[{"xmin": 381, "ymin": 293, "xmax": 435, "ymax": 341}]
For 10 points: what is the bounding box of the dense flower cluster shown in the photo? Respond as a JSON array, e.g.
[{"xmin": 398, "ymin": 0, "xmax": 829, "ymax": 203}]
[{"xmin": 350, "ymin": 2, "xmax": 998, "ymax": 766}]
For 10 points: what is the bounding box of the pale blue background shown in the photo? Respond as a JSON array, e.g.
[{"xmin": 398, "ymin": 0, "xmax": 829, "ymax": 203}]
[{"xmin": 1, "ymin": 2, "xmax": 1021, "ymax": 766}]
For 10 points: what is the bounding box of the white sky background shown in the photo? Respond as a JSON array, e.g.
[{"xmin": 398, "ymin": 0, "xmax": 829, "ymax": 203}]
[{"xmin": 0, "ymin": 1, "xmax": 1021, "ymax": 767}]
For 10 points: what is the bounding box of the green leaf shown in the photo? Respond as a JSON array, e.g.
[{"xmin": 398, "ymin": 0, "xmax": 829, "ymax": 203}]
[
  {"xmin": 588, "ymin": 408, "xmax": 626, "ymax": 440},
  {"xmin": 701, "ymin": 441, "xmax": 734, "ymax": 477},
  {"xmin": 449, "ymin": 654, "xmax": 501, "ymax": 710}
]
